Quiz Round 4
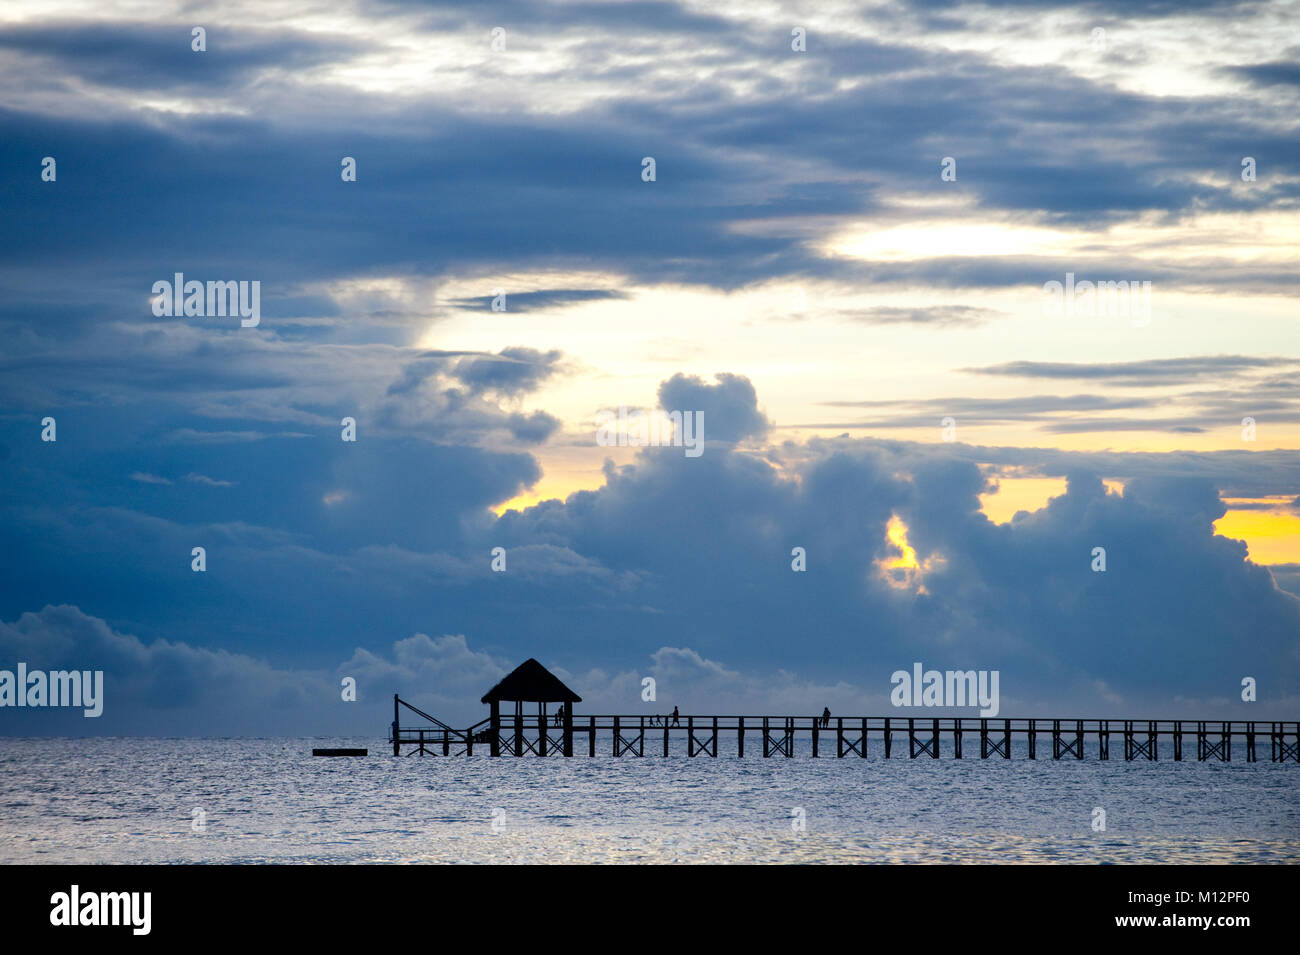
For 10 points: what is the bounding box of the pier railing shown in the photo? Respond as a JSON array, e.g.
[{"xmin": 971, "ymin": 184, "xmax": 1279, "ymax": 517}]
[{"xmin": 389, "ymin": 701, "xmax": 1300, "ymax": 762}]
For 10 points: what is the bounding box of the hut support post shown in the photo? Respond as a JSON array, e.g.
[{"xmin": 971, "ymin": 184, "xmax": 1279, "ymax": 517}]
[
  {"xmin": 490, "ymin": 700, "xmax": 500, "ymax": 757},
  {"xmin": 537, "ymin": 703, "xmax": 546, "ymax": 757}
]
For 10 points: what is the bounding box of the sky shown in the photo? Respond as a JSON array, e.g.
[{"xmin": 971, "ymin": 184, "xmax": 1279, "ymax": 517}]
[{"xmin": 1, "ymin": 0, "xmax": 1298, "ymax": 734}]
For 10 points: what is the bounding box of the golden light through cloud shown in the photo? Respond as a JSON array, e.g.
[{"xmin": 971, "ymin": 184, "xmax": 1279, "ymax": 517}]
[
  {"xmin": 979, "ymin": 477, "xmax": 1126, "ymax": 524},
  {"xmin": 877, "ymin": 514, "xmax": 944, "ymax": 593},
  {"xmin": 1215, "ymin": 501, "xmax": 1300, "ymax": 565}
]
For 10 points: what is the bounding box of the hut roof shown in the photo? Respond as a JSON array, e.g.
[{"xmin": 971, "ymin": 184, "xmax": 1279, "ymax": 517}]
[{"xmin": 481, "ymin": 658, "xmax": 582, "ymax": 704}]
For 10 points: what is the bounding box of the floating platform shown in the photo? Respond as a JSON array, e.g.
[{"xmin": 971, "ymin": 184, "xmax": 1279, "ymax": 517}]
[{"xmin": 313, "ymin": 748, "xmax": 368, "ymax": 757}]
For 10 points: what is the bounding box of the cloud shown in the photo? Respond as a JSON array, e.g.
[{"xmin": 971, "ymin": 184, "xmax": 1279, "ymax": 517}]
[
  {"xmin": 1224, "ymin": 57, "xmax": 1300, "ymax": 89},
  {"xmin": 0, "ymin": 607, "xmax": 883, "ymax": 732},
  {"xmin": 452, "ymin": 347, "xmax": 566, "ymax": 396},
  {"xmin": 164, "ymin": 430, "xmax": 313, "ymax": 444},
  {"xmin": 183, "ymin": 473, "xmax": 236, "ymax": 487},
  {"xmin": 0, "ymin": 605, "xmax": 328, "ymax": 734},
  {"xmin": 0, "ymin": 22, "xmax": 366, "ymax": 94},
  {"xmin": 839, "ymin": 305, "xmax": 1003, "ymax": 327},
  {"xmin": 1, "ymin": 1, "xmax": 1298, "ymax": 734},
  {"xmin": 489, "ymin": 425, "xmax": 1300, "ymax": 713},
  {"xmin": 656, "ymin": 372, "xmax": 771, "ymax": 445},
  {"xmin": 448, "ymin": 289, "xmax": 628, "ymax": 312},
  {"xmin": 1039, "ymin": 419, "xmax": 1207, "ymax": 434},
  {"xmin": 965, "ymin": 356, "xmax": 1297, "ymax": 387},
  {"xmin": 4, "ymin": 402, "xmax": 1300, "ymax": 730},
  {"xmin": 2, "ymin": 0, "xmax": 1297, "ymax": 325}
]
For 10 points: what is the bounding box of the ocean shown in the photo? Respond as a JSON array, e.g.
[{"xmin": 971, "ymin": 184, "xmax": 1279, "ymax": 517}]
[{"xmin": 2, "ymin": 737, "xmax": 1297, "ymax": 864}]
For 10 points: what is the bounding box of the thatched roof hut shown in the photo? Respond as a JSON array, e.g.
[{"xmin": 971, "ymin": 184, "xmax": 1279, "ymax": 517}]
[
  {"xmin": 482, "ymin": 659, "xmax": 581, "ymax": 756},
  {"xmin": 481, "ymin": 658, "xmax": 581, "ymax": 704}
]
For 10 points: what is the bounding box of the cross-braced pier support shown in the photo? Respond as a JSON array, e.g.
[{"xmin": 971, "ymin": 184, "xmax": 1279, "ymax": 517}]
[
  {"xmin": 979, "ymin": 718, "xmax": 1011, "ymax": 758},
  {"xmin": 1272, "ymin": 722, "xmax": 1299, "ymax": 762},
  {"xmin": 908, "ymin": 718, "xmax": 940, "ymax": 758},
  {"xmin": 1123, "ymin": 720, "xmax": 1158, "ymax": 760},
  {"xmin": 835, "ymin": 717, "xmax": 867, "ymax": 757},
  {"xmin": 612, "ymin": 715, "xmax": 645, "ymax": 756},
  {"xmin": 1052, "ymin": 719, "xmax": 1084, "ymax": 759},
  {"xmin": 687, "ymin": 716, "xmax": 718, "ymax": 756},
  {"xmin": 763, "ymin": 716, "xmax": 794, "ymax": 757},
  {"xmin": 1197, "ymin": 721, "xmax": 1230, "ymax": 761}
]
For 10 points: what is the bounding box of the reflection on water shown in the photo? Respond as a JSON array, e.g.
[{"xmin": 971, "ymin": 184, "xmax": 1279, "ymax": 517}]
[{"xmin": 1, "ymin": 738, "xmax": 1296, "ymax": 863}]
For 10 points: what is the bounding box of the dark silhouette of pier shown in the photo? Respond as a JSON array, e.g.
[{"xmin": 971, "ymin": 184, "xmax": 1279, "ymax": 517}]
[{"xmin": 391, "ymin": 660, "xmax": 1299, "ymax": 763}]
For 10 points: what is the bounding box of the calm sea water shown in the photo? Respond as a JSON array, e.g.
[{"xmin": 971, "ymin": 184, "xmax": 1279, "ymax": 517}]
[{"xmin": 2, "ymin": 737, "xmax": 1297, "ymax": 864}]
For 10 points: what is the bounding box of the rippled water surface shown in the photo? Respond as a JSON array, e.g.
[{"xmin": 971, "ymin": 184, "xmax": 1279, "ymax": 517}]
[{"xmin": 2, "ymin": 738, "xmax": 1297, "ymax": 863}]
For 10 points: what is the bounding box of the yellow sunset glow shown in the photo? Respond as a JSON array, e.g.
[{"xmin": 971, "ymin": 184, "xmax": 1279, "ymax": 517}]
[
  {"xmin": 883, "ymin": 514, "xmax": 920, "ymax": 570},
  {"xmin": 877, "ymin": 514, "xmax": 943, "ymax": 592},
  {"xmin": 1215, "ymin": 504, "xmax": 1300, "ymax": 565}
]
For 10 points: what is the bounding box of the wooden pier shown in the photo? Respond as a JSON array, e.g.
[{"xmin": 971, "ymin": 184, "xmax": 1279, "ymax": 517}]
[{"xmin": 391, "ymin": 698, "xmax": 1299, "ymax": 763}]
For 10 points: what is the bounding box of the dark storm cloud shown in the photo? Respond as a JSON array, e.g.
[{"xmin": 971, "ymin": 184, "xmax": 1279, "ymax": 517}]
[
  {"xmin": 2, "ymin": 1, "xmax": 1298, "ymax": 733},
  {"xmin": 1, "ymin": 0, "xmax": 1296, "ymax": 322},
  {"xmin": 0, "ymin": 22, "xmax": 366, "ymax": 92},
  {"xmin": 486, "ymin": 406, "xmax": 1300, "ymax": 710},
  {"xmin": 3, "ymin": 375, "xmax": 1298, "ymax": 729},
  {"xmin": 1224, "ymin": 56, "xmax": 1300, "ymax": 88}
]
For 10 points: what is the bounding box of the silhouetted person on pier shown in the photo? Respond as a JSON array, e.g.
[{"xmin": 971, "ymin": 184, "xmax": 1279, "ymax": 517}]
[
  {"xmin": 822, "ymin": 707, "xmax": 831, "ymax": 728},
  {"xmin": 672, "ymin": 706, "xmax": 680, "ymax": 726}
]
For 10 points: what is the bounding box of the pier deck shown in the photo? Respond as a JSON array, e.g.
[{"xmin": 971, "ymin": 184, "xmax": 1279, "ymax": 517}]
[{"xmin": 390, "ymin": 698, "xmax": 1299, "ymax": 762}]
